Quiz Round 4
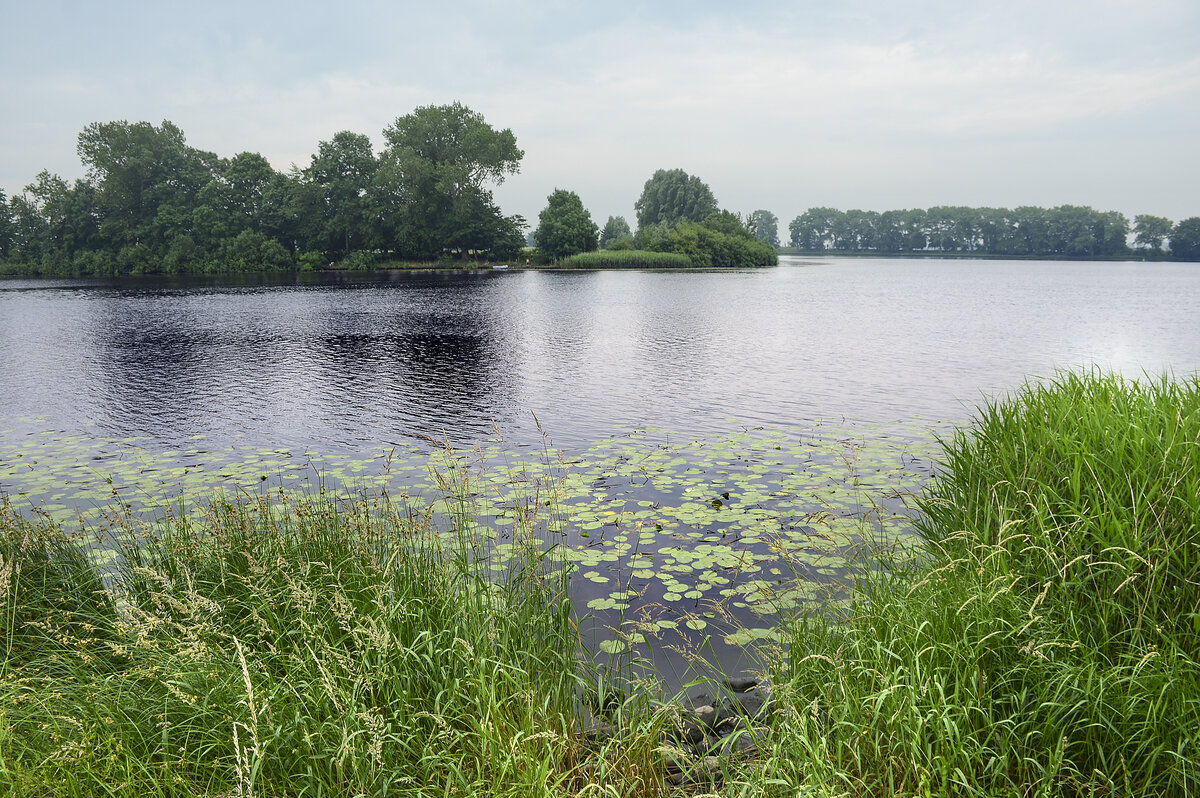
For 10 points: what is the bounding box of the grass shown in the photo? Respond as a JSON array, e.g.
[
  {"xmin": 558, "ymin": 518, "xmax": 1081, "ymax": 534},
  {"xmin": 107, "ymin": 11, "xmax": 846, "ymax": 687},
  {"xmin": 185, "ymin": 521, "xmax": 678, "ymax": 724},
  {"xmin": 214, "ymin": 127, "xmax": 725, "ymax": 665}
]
[
  {"xmin": 3, "ymin": 370, "xmax": 1198, "ymax": 796},
  {"xmin": 0, "ymin": 482, "xmax": 598, "ymax": 797},
  {"xmin": 556, "ymin": 250, "xmax": 694, "ymax": 269},
  {"xmin": 750, "ymin": 371, "xmax": 1200, "ymax": 796}
]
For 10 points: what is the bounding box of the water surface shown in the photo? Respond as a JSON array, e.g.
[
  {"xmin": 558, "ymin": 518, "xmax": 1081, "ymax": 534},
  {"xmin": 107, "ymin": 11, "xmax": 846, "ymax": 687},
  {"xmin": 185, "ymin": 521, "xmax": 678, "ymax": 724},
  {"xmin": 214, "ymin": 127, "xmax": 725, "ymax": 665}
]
[{"xmin": 3, "ymin": 257, "xmax": 1198, "ymax": 685}]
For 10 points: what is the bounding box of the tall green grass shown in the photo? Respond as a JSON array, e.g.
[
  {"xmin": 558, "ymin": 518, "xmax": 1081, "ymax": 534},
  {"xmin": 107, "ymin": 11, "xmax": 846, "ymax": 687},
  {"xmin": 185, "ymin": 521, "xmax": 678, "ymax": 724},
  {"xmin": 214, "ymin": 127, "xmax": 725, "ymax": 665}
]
[
  {"xmin": 556, "ymin": 250, "xmax": 693, "ymax": 269},
  {"xmin": 749, "ymin": 371, "xmax": 1200, "ymax": 796},
  {"xmin": 0, "ymin": 486, "xmax": 595, "ymax": 797}
]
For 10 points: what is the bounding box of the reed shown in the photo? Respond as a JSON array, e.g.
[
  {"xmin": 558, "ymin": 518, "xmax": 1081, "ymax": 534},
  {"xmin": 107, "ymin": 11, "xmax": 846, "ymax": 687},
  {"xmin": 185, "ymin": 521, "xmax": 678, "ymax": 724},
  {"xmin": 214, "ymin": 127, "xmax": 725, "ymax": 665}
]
[
  {"xmin": 755, "ymin": 371, "xmax": 1200, "ymax": 795},
  {"xmin": 556, "ymin": 250, "xmax": 693, "ymax": 269},
  {"xmin": 0, "ymin": 481, "xmax": 593, "ymax": 796}
]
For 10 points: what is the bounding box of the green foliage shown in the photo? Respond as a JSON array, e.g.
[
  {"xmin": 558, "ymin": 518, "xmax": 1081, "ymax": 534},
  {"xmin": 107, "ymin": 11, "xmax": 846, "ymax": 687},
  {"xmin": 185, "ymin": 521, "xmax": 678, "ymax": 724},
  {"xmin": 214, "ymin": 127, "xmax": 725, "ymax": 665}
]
[
  {"xmin": 534, "ymin": 188, "xmax": 598, "ymax": 260},
  {"xmin": 787, "ymin": 204, "xmax": 1137, "ymax": 257},
  {"xmin": 633, "ymin": 168, "xmax": 719, "ymax": 230},
  {"xmin": 624, "ymin": 209, "xmax": 776, "ymax": 267},
  {"xmin": 1133, "ymin": 213, "xmax": 1173, "ymax": 251},
  {"xmin": 1, "ymin": 487, "xmax": 580, "ymax": 796},
  {"xmin": 1171, "ymin": 217, "xmax": 1200, "ymax": 260},
  {"xmin": 2, "ymin": 104, "xmax": 529, "ymax": 276},
  {"xmin": 699, "ymin": 209, "xmax": 750, "ymax": 237},
  {"xmin": 379, "ymin": 102, "xmax": 524, "ymax": 261},
  {"xmin": 769, "ymin": 371, "xmax": 1200, "ymax": 795},
  {"xmin": 747, "ymin": 209, "xmax": 780, "ymax": 248},
  {"xmin": 664, "ymin": 219, "xmax": 777, "ymax": 267},
  {"xmin": 557, "ymin": 249, "xmax": 693, "ymax": 268},
  {"xmin": 1, "ymin": 501, "xmax": 118, "ymax": 671},
  {"xmin": 0, "ymin": 189, "xmax": 13, "ymax": 258},
  {"xmin": 598, "ymin": 215, "xmax": 632, "ymax": 249},
  {"xmin": 77, "ymin": 120, "xmax": 218, "ymax": 260},
  {"xmin": 288, "ymin": 131, "xmax": 375, "ymax": 261},
  {"xmin": 337, "ymin": 249, "xmax": 377, "ymax": 271}
]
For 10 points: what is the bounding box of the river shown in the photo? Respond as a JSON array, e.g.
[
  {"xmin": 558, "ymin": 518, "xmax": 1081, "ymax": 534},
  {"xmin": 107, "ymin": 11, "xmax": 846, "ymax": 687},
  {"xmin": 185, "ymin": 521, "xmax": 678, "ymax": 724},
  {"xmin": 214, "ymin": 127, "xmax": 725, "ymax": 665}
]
[{"xmin": 3, "ymin": 256, "xmax": 1198, "ymax": 684}]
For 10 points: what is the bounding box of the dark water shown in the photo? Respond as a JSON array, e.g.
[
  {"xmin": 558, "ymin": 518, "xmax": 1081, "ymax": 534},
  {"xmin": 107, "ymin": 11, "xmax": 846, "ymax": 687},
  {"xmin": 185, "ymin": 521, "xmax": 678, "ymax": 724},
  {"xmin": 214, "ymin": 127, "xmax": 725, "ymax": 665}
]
[
  {"xmin": 3, "ymin": 257, "xmax": 1199, "ymax": 687},
  {"xmin": 4, "ymin": 257, "xmax": 1198, "ymax": 451}
]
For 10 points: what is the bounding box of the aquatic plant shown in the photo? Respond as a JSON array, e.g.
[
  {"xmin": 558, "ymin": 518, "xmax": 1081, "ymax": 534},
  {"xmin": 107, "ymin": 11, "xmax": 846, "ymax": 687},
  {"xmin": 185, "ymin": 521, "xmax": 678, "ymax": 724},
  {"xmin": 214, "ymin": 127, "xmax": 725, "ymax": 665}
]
[{"xmin": 556, "ymin": 250, "xmax": 693, "ymax": 269}]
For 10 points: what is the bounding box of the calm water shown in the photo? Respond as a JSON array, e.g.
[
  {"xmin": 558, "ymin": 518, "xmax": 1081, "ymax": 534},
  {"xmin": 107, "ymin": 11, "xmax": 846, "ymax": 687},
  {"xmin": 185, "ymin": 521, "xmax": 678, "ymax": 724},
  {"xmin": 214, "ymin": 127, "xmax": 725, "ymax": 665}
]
[
  {"xmin": 3, "ymin": 257, "xmax": 1198, "ymax": 452},
  {"xmin": 3, "ymin": 257, "xmax": 1199, "ymax": 685}
]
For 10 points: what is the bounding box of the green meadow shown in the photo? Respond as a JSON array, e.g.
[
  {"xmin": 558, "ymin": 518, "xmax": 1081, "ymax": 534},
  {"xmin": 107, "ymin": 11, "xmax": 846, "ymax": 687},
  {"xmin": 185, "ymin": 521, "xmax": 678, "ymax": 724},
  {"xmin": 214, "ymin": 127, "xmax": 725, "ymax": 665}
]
[{"xmin": 2, "ymin": 371, "xmax": 1198, "ymax": 795}]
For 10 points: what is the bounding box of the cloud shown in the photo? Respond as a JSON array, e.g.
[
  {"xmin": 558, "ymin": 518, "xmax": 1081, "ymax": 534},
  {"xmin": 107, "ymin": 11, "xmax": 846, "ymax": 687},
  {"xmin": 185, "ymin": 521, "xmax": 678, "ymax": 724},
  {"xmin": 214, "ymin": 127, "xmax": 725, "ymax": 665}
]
[{"xmin": 2, "ymin": 1, "xmax": 1197, "ymax": 225}]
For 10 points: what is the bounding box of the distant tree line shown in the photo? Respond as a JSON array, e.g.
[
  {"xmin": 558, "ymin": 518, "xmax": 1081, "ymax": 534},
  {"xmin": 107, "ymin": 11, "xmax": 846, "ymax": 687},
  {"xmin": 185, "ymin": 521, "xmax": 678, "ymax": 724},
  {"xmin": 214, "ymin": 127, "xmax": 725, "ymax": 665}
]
[
  {"xmin": 786, "ymin": 206, "xmax": 1200, "ymax": 260},
  {"xmin": 0, "ymin": 103, "xmax": 527, "ymax": 276}
]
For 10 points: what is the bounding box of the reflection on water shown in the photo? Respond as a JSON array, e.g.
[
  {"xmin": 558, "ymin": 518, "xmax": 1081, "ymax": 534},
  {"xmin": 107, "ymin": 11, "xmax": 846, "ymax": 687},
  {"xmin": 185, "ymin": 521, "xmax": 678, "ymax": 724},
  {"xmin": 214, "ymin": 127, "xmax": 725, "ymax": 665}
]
[
  {"xmin": 6, "ymin": 258, "xmax": 1199, "ymax": 452},
  {"xmin": 3, "ymin": 258, "xmax": 1200, "ymax": 685}
]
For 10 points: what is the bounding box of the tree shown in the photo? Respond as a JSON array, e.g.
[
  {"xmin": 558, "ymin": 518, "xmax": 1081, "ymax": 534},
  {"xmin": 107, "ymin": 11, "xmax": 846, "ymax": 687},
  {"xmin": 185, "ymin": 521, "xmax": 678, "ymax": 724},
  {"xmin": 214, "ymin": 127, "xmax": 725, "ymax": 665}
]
[
  {"xmin": 599, "ymin": 215, "xmax": 632, "ymax": 249},
  {"xmin": 193, "ymin": 151, "xmax": 290, "ymax": 263},
  {"xmin": 1133, "ymin": 214, "xmax": 1173, "ymax": 252},
  {"xmin": 789, "ymin": 207, "xmax": 842, "ymax": 250},
  {"xmin": 747, "ymin": 210, "xmax": 780, "ymax": 248},
  {"xmin": 1171, "ymin": 217, "xmax": 1200, "ymax": 261},
  {"xmin": 379, "ymin": 102, "xmax": 523, "ymax": 260},
  {"xmin": 0, "ymin": 191, "xmax": 12, "ymax": 258},
  {"xmin": 298, "ymin": 132, "xmax": 377, "ymax": 259},
  {"xmin": 534, "ymin": 189, "xmax": 598, "ymax": 260},
  {"xmin": 702, "ymin": 210, "xmax": 752, "ymax": 238},
  {"xmin": 76, "ymin": 120, "xmax": 217, "ymax": 267},
  {"xmin": 634, "ymin": 169, "xmax": 718, "ymax": 230}
]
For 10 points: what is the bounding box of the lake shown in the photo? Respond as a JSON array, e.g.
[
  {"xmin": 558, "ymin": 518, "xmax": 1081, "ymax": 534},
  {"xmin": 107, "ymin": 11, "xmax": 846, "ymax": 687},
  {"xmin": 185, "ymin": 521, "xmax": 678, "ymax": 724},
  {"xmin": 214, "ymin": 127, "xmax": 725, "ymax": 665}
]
[{"xmin": 3, "ymin": 257, "xmax": 1199, "ymax": 684}]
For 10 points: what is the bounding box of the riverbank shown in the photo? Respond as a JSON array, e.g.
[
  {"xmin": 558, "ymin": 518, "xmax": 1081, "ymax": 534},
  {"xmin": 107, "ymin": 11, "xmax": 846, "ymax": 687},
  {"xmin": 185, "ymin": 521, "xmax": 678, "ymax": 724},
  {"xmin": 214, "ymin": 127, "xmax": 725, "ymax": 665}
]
[{"xmin": 2, "ymin": 371, "xmax": 1197, "ymax": 795}]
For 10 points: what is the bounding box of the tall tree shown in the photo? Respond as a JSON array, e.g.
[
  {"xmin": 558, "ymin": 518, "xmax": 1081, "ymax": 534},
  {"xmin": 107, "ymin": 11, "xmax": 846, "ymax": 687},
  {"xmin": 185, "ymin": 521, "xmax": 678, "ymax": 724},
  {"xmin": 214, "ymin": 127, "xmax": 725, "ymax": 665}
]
[
  {"xmin": 598, "ymin": 215, "xmax": 632, "ymax": 249},
  {"xmin": 747, "ymin": 209, "xmax": 780, "ymax": 248},
  {"xmin": 298, "ymin": 132, "xmax": 377, "ymax": 259},
  {"xmin": 1171, "ymin": 217, "xmax": 1200, "ymax": 261},
  {"xmin": 789, "ymin": 207, "xmax": 842, "ymax": 250},
  {"xmin": 76, "ymin": 120, "xmax": 217, "ymax": 268},
  {"xmin": 1133, "ymin": 214, "xmax": 1173, "ymax": 252},
  {"xmin": 634, "ymin": 169, "xmax": 718, "ymax": 230},
  {"xmin": 534, "ymin": 189, "xmax": 598, "ymax": 259},
  {"xmin": 379, "ymin": 102, "xmax": 522, "ymax": 260}
]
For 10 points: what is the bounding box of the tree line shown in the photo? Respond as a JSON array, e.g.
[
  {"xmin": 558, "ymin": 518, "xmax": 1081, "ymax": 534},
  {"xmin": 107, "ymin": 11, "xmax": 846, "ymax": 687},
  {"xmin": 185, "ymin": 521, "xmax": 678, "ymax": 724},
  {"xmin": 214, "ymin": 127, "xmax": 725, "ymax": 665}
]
[
  {"xmin": 785, "ymin": 205, "xmax": 1200, "ymax": 260},
  {"xmin": 2, "ymin": 106, "xmax": 1196, "ymax": 275},
  {"xmin": 0, "ymin": 104, "xmax": 527, "ymax": 275}
]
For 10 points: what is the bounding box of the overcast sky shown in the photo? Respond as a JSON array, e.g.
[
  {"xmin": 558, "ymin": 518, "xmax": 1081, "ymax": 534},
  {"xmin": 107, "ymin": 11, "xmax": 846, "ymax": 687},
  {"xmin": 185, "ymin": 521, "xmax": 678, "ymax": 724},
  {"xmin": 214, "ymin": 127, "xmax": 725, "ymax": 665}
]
[{"xmin": 3, "ymin": 0, "xmax": 1197, "ymax": 232}]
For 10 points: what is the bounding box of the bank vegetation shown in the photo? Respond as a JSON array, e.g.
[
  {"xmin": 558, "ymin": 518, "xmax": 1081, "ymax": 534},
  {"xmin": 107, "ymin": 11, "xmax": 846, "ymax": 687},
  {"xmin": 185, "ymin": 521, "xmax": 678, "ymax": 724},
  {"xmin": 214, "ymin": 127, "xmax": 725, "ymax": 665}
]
[{"xmin": 2, "ymin": 371, "xmax": 1197, "ymax": 795}]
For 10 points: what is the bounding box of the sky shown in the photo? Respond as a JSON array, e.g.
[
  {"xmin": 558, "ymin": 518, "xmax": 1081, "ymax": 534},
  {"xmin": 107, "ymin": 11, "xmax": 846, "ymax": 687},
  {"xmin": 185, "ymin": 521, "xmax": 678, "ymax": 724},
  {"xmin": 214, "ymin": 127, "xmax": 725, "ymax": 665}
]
[{"xmin": 2, "ymin": 0, "xmax": 1198, "ymax": 234}]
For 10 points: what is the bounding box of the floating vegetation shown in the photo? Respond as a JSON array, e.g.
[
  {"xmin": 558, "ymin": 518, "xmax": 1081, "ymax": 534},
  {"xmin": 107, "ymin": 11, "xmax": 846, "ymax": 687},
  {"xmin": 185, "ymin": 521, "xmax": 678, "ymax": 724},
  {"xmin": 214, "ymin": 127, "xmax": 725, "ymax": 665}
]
[{"xmin": 0, "ymin": 416, "xmax": 940, "ymax": 664}]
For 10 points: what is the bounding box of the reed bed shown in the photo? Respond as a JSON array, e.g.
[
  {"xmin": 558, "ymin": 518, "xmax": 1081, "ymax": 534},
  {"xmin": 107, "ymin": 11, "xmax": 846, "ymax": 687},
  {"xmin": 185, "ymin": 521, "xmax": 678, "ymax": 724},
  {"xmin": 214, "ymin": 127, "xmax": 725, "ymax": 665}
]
[
  {"xmin": 556, "ymin": 250, "xmax": 693, "ymax": 269},
  {"xmin": 751, "ymin": 371, "xmax": 1200, "ymax": 796}
]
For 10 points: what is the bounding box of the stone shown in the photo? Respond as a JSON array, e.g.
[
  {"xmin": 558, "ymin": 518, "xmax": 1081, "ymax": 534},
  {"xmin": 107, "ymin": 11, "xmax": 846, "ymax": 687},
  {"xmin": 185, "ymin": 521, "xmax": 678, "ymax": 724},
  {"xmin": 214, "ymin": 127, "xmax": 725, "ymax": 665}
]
[{"xmin": 723, "ymin": 675, "xmax": 759, "ymax": 692}]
